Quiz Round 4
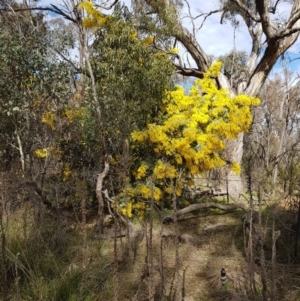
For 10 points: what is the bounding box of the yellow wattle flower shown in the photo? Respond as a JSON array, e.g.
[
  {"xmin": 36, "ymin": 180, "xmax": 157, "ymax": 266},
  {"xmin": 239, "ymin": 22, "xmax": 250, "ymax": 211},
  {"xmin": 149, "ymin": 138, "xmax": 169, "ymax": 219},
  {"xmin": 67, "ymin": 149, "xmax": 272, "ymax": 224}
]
[{"xmin": 119, "ymin": 62, "xmax": 260, "ymax": 218}]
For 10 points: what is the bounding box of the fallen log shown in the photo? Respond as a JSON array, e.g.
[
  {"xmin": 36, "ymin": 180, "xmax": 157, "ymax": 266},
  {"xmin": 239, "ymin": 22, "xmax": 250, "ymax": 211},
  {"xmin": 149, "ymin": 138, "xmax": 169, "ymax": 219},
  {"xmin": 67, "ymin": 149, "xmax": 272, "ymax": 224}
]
[{"xmin": 163, "ymin": 202, "xmax": 249, "ymax": 224}]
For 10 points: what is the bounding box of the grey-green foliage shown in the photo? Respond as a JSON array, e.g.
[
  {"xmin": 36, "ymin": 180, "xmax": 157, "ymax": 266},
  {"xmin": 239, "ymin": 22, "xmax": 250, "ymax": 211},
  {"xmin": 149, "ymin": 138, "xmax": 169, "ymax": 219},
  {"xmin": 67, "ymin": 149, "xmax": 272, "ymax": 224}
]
[
  {"xmin": 0, "ymin": 13, "xmax": 73, "ymax": 170},
  {"xmin": 218, "ymin": 50, "xmax": 249, "ymax": 88},
  {"xmin": 131, "ymin": 0, "xmax": 180, "ymax": 43},
  {"xmin": 91, "ymin": 4, "xmax": 175, "ymax": 155},
  {"xmin": 220, "ymin": 0, "xmax": 256, "ymax": 25},
  {"xmin": 47, "ymin": 18, "xmax": 76, "ymax": 58}
]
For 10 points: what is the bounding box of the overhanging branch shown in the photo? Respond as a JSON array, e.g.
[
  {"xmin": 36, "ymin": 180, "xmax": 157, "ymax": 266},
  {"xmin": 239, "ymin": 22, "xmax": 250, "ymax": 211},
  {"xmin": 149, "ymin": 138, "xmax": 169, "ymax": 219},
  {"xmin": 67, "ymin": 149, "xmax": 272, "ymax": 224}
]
[
  {"xmin": 0, "ymin": 5, "xmax": 78, "ymax": 23},
  {"xmin": 175, "ymin": 64, "xmax": 204, "ymax": 78},
  {"xmin": 94, "ymin": 0, "xmax": 119, "ymax": 10}
]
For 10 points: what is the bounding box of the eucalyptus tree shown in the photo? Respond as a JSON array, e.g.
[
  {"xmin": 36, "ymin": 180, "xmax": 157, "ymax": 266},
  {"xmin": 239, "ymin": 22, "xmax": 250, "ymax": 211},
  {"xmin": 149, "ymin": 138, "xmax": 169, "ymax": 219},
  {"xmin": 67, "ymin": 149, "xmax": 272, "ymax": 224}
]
[
  {"xmin": 0, "ymin": 4, "xmax": 78, "ymax": 212},
  {"xmin": 90, "ymin": 4, "xmax": 174, "ymax": 167},
  {"xmin": 0, "ymin": 7, "xmax": 49, "ymax": 173}
]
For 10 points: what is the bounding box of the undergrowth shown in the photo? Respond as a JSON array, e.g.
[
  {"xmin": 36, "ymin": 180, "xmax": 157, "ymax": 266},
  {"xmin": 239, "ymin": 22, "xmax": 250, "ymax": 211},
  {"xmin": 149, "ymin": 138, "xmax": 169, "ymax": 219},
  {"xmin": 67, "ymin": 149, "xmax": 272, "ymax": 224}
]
[{"xmin": 1, "ymin": 200, "xmax": 300, "ymax": 300}]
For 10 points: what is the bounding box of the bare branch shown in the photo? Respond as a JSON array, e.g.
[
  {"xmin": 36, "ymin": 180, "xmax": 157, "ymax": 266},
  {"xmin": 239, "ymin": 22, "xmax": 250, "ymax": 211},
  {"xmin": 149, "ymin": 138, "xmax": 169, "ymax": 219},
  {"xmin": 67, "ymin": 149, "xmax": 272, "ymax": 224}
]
[
  {"xmin": 94, "ymin": 0, "xmax": 119, "ymax": 10},
  {"xmin": 96, "ymin": 161, "xmax": 110, "ymax": 233},
  {"xmin": 50, "ymin": 4, "xmax": 78, "ymax": 23},
  {"xmin": 22, "ymin": 181, "xmax": 56, "ymax": 211},
  {"xmin": 197, "ymin": 9, "xmax": 222, "ymax": 31},
  {"xmin": 275, "ymin": 26, "xmax": 300, "ymax": 39},
  {"xmin": 0, "ymin": 5, "xmax": 78, "ymax": 23},
  {"xmin": 183, "ymin": 0, "xmax": 196, "ymax": 37},
  {"xmin": 152, "ymin": 41, "xmax": 205, "ymax": 78},
  {"xmin": 51, "ymin": 48, "xmax": 82, "ymax": 73}
]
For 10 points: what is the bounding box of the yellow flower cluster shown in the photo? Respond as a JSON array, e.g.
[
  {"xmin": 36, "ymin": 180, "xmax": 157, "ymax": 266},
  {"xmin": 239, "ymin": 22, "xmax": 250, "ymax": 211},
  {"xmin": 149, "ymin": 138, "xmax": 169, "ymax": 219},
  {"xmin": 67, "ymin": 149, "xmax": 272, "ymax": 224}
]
[
  {"xmin": 42, "ymin": 112, "xmax": 56, "ymax": 130},
  {"xmin": 131, "ymin": 131, "xmax": 148, "ymax": 142},
  {"xmin": 131, "ymin": 62, "xmax": 260, "ymax": 177},
  {"xmin": 153, "ymin": 160, "xmax": 177, "ymax": 179},
  {"xmin": 229, "ymin": 162, "xmax": 241, "ymax": 175},
  {"xmin": 120, "ymin": 201, "xmax": 147, "ymax": 219},
  {"xmin": 34, "ymin": 147, "xmax": 62, "ymax": 160},
  {"xmin": 79, "ymin": 0, "xmax": 111, "ymax": 29},
  {"xmin": 129, "ymin": 32, "xmax": 137, "ymax": 40},
  {"xmin": 169, "ymin": 47, "xmax": 179, "ymax": 54},
  {"xmin": 119, "ymin": 181, "xmax": 164, "ymax": 218},
  {"xmin": 65, "ymin": 108, "xmax": 86, "ymax": 124},
  {"xmin": 120, "ymin": 201, "xmax": 133, "ymax": 218},
  {"xmin": 136, "ymin": 163, "xmax": 148, "ymax": 179},
  {"xmin": 63, "ymin": 163, "xmax": 71, "ymax": 181},
  {"xmin": 143, "ymin": 36, "xmax": 154, "ymax": 45},
  {"xmin": 122, "ymin": 184, "xmax": 163, "ymax": 202},
  {"xmin": 20, "ymin": 75, "xmax": 36, "ymax": 89},
  {"xmin": 35, "ymin": 148, "xmax": 48, "ymax": 159}
]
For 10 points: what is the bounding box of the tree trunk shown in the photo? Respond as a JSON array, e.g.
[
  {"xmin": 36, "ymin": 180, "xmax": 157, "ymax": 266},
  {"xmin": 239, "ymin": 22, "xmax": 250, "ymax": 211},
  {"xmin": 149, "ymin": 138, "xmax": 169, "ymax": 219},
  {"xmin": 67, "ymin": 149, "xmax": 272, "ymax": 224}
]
[
  {"xmin": 225, "ymin": 133, "xmax": 244, "ymax": 199},
  {"xmin": 96, "ymin": 162, "xmax": 109, "ymax": 233}
]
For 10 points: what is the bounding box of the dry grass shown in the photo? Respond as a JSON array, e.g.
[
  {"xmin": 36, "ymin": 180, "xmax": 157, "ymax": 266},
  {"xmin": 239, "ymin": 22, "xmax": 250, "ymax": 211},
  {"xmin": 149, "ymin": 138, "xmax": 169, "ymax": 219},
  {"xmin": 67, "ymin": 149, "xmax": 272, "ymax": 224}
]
[
  {"xmin": 107, "ymin": 210, "xmax": 255, "ymax": 301},
  {"xmin": 3, "ymin": 204, "xmax": 300, "ymax": 300}
]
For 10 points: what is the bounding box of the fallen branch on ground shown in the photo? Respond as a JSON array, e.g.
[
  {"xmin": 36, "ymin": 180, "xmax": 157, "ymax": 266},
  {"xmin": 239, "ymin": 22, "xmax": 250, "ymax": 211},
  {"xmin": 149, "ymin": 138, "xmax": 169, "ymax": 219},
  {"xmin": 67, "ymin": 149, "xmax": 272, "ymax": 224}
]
[{"xmin": 163, "ymin": 202, "xmax": 248, "ymax": 224}]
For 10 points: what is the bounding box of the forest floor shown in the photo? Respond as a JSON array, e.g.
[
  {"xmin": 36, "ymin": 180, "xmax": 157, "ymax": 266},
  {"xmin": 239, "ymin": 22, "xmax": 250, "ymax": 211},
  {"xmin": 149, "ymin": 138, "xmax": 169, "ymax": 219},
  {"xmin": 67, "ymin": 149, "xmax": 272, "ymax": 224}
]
[
  {"xmin": 3, "ymin": 198, "xmax": 300, "ymax": 301},
  {"xmin": 85, "ymin": 199, "xmax": 300, "ymax": 301},
  {"xmin": 120, "ymin": 208, "xmax": 259, "ymax": 301}
]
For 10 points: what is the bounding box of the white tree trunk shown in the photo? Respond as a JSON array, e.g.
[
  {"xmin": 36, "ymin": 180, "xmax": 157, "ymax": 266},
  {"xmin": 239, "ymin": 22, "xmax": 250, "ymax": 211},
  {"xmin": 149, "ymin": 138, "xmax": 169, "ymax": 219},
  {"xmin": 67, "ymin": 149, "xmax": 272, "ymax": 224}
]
[{"xmin": 226, "ymin": 133, "xmax": 244, "ymax": 199}]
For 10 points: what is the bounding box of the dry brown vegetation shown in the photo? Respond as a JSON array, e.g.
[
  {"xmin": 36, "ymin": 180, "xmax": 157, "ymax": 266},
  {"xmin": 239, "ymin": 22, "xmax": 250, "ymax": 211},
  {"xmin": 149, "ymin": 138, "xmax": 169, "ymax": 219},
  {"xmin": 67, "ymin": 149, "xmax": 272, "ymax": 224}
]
[{"xmin": 2, "ymin": 197, "xmax": 300, "ymax": 301}]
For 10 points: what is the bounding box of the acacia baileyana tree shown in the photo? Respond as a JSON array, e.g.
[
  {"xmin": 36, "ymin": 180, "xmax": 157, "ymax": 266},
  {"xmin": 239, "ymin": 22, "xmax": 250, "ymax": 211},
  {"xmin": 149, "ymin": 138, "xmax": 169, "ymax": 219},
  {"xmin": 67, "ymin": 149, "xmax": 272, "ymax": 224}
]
[{"xmin": 119, "ymin": 63, "xmax": 260, "ymax": 218}]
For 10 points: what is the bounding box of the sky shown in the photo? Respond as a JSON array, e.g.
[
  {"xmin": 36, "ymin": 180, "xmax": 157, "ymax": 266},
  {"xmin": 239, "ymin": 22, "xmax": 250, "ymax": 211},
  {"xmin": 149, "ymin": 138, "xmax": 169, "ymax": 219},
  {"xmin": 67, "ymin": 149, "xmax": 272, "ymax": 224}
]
[{"xmin": 36, "ymin": 0, "xmax": 300, "ymax": 77}]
